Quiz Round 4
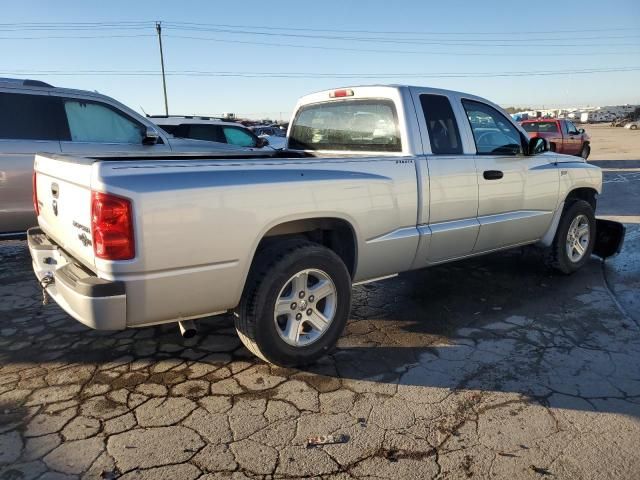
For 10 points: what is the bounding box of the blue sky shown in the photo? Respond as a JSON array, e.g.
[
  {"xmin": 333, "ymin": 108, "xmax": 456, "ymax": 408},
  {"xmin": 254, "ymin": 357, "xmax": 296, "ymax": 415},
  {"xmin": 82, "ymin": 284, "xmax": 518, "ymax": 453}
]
[{"xmin": 2, "ymin": 0, "xmax": 639, "ymax": 120}]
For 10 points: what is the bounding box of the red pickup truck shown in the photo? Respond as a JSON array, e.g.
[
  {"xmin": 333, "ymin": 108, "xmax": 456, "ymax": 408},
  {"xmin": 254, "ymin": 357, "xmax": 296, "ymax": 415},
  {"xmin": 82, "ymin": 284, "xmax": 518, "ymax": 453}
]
[{"xmin": 521, "ymin": 119, "xmax": 590, "ymax": 159}]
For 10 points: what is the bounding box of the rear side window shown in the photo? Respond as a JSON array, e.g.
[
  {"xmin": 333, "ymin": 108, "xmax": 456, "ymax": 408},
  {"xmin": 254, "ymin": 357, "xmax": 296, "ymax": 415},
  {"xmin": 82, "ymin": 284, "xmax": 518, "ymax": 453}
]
[
  {"xmin": 522, "ymin": 122, "xmax": 559, "ymax": 133},
  {"xmin": 222, "ymin": 127, "xmax": 256, "ymax": 147},
  {"xmin": 0, "ymin": 92, "xmax": 65, "ymax": 140},
  {"xmin": 289, "ymin": 100, "xmax": 401, "ymax": 152},
  {"xmin": 63, "ymin": 100, "xmax": 143, "ymax": 144},
  {"xmin": 187, "ymin": 124, "xmax": 225, "ymax": 143},
  {"xmin": 419, "ymin": 94, "xmax": 462, "ymax": 154}
]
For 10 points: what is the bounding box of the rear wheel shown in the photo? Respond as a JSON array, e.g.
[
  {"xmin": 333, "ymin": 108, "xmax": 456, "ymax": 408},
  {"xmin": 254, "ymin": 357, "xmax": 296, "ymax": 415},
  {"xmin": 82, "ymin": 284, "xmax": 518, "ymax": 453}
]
[
  {"xmin": 631, "ymin": 124, "xmax": 638, "ymax": 130},
  {"xmin": 549, "ymin": 200, "xmax": 596, "ymax": 274},
  {"xmin": 235, "ymin": 240, "xmax": 352, "ymax": 366}
]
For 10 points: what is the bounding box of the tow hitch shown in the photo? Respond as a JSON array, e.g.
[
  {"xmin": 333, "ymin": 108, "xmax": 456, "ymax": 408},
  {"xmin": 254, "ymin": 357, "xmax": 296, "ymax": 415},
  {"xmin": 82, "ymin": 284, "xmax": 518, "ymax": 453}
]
[
  {"xmin": 39, "ymin": 273, "xmax": 54, "ymax": 305},
  {"xmin": 593, "ymin": 219, "xmax": 626, "ymax": 259}
]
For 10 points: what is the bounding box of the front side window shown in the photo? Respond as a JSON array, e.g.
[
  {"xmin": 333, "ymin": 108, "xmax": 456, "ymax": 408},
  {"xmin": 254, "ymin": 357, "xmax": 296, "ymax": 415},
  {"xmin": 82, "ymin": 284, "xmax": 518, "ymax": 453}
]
[
  {"xmin": 419, "ymin": 94, "xmax": 462, "ymax": 154},
  {"xmin": 462, "ymin": 100, "xmax": 523, "ymax": 155},
  {"xmin": 522, "ymin": 121, "xmax": 559, "ymax": 133},
  {"xmin": 63, "ymin": 100, "xmax": 143, "ymax": 144},
  {"xmin": 566, "ymin": 121, "xmax": 579, "ymax": 134},
  {"xmin": 0, "ymin": 92, "xmax": 65, "ymax": 140},
  {"xmin": 222, "ymin": 127, "xmax": 257, "ymax": 147},
  {"xmin": 289, "ymin": 100, "xmax": 401, "ymax": 152}
]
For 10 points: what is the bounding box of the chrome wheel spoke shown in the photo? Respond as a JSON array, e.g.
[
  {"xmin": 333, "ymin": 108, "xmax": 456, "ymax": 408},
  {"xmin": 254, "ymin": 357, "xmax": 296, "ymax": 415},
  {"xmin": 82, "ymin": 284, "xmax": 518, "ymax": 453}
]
[
  {"xmin": 576, "ymin": 224, "xmax": 589, "ymax": 238},
  {"xmin": 308, "ymin": 279, "xmax": 334, "ymax": 302},
  {"xmin": 574, "ymin": 241, "xmax": 585, "ymax": 256},
  {"xmin": 292, "ymin": 272, "xmax": 308, "ymax": 296},
  {"xmin": 306, "ymin": 310, "xmax": 330, "ymax": 332},
  {"xmin": 275, "ymin": 298, "xmax": 293, "ymax": 316},
  {"xmin": 283, "ymin": 319, "xmax": 300, "ymax": 343}
]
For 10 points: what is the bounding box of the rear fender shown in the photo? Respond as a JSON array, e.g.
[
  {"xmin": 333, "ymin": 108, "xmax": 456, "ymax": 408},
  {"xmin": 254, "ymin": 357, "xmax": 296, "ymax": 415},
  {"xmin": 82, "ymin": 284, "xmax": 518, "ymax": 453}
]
[{"xmin": 593, "ymin": 219, "xmax": 625, "ymax": 259}]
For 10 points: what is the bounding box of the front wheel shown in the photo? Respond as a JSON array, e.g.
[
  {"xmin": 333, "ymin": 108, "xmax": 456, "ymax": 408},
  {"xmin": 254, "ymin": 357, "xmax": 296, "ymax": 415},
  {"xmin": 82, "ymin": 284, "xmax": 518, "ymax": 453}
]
[
  {"xmin": 549, "ymin": 200, "xmax": 596, "ymax": 274},
  {"xmin": 631, "ymin": 125, "xmax": 638, "ymax": 130},
  {"xmin": 579, "ymin": 143, "xmax": 590, "ymax": 160},
  {"xmin": 235, "ymin": 240, "xmax": 352, "ymax": 366}
]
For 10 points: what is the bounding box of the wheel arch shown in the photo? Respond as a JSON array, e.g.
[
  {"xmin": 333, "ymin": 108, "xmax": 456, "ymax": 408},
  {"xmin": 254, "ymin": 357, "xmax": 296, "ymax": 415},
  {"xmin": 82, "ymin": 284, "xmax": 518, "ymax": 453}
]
[{"xmin": 565, "ymin": 186, "xmax": 598, "ymax": 210}]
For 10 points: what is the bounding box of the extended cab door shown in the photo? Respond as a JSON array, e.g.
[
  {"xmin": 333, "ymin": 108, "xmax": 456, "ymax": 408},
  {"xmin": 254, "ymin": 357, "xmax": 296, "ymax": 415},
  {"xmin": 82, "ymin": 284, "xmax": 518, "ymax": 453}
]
[
  {"xmin": 459, "ymin": 99, "xmax": 559, "ymax": 252},
  {"xmin": 53, "ymin": 94, "xmax": 171, "ymax": 155},
  {"xmin": 410, "ymin": 89, "xmax": 479, "ymax": 265}
]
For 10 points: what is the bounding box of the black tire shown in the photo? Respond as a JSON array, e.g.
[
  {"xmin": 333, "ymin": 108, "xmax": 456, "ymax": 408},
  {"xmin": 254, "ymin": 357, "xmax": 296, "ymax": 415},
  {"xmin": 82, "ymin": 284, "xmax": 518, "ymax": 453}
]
[
  {"xmin": 631, "ymin": 125, "xmax": 638, "ymax": 130},
  {"xmin": 235, "ymin": 239, "xmax": 352, "ymax": 366},
  {"xmin": 549, "ymin": 200, "xmax": 596, "ymax": 274},
  {"xmin": 580, "ymin": 143, "xmax": 590, "ymax": 160}
]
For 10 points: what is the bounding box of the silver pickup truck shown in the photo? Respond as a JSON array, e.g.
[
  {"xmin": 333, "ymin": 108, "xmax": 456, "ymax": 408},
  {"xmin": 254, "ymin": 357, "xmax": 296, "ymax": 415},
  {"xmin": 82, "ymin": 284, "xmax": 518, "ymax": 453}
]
[{"xmin": 28, "ymin": 85, "xmax": 624, "ymax": 366}]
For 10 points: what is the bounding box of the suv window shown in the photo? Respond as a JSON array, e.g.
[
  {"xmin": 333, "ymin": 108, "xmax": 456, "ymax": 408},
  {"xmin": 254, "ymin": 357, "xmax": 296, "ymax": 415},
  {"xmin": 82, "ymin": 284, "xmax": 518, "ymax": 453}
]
[
  {"xmin": 63, "ymin": 99, "xmax": 144, "ymax": 144},
  {"xmin": 419, "ymin": 94, "xmax": 462, "ymax": 154},
  {"xmin": 222, "ymin": 126, "xmax": 257, "ymax": 147},
  {"xmin": 0, "ymin": 92, "xmax": 66, "ymax": 140},
  {"xmin": 289, "ymin": 100, "xmax": 401, "ymax": 152},
  {"xmin": 187, "ymin": 124, "xmax": 225, "ymax": 143},
  {"xmin": 462, "ymin": 100, "xmax": 523, "ymax": 155}
]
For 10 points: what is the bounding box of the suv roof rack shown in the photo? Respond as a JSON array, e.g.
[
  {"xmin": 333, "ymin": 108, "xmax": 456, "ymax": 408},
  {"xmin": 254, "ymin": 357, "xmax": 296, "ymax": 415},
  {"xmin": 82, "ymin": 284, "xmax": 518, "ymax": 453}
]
[
  {"xmin": 0, "ymin": 78, "xmax": 54, "ymax": 88},
  {"xmin": 147, "ymin": 114, "xmax": 228, "ymax": 121}
]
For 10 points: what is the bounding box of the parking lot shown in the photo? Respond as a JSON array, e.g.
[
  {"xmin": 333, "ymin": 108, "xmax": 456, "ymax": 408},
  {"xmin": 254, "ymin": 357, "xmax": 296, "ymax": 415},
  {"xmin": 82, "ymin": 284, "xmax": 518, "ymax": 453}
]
[{"xmin": 1, "ymin": 126, "xmax": 639, "ymax": 480}]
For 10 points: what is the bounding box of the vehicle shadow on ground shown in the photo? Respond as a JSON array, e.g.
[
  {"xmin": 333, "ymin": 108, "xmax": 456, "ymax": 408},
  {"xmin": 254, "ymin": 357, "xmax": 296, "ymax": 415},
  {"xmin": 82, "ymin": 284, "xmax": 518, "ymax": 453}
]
[{"xmin": 1, "ymin": 244, "xmax": 638, "ymax": 419}]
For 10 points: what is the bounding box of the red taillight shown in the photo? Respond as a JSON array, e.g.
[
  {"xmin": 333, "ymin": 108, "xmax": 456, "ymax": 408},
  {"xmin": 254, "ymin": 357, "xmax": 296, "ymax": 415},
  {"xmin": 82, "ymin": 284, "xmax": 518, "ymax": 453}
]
[
  {"xmin": 329, "ymin": 89, "xmax": 354, "ymax": 98},
  {"xmin": 91, "ymin": 191, "xmax": 134, "ymax": 260},
  {"xmin": 32, "ymin": 171, "xmax": 39, "ymax": 216}
]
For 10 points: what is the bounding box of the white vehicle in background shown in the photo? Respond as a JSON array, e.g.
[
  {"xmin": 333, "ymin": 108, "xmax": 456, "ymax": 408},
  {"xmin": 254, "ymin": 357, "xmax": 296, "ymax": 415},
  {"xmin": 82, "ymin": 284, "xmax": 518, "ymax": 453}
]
[
  {"xmin": 250, "ymin": 126, "xmax": 288, "ymax": 150},
  {"xmin": 0, "ymin": 78, "xmax": 257, "ymax": 235},
  {"xmin": 151, "ymin": 116, "xmax": 273, "ymax": 149},
  {"xmin": 624, "ymin": 121, "xmax": 639, "ymax": 130}
]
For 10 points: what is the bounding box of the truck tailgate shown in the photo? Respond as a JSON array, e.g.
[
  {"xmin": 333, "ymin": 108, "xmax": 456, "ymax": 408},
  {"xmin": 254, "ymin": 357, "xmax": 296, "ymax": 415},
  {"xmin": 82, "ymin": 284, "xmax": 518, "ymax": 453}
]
[{"xmin": 34, "ymin": 154, "xmax": 95, "ymax": 269}]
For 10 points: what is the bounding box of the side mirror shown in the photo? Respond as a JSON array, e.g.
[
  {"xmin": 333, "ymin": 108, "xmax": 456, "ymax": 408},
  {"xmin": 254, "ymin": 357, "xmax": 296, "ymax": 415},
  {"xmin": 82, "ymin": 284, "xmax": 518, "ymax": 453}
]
[
  {"xmin": 579, "ymin": 128, "xmax": 585, "ymax": 134},
  {"xmin": 255, "ymin": 137, "xmax": 269, "ymax": 148},
  {"xmin": 528, "ymin": 137, "xmax": 549, "ymax": 155},
  {"xmin": 142, "ymin": 127, "xmax": 160, "ymax": 145}
]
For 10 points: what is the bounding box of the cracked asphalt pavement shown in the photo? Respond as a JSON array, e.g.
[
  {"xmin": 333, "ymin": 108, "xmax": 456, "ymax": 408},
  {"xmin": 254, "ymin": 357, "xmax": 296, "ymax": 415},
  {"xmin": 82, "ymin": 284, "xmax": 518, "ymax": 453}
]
[{"xmin": 1, "ymin": 149, "xmax": 639, "ymax": 479}]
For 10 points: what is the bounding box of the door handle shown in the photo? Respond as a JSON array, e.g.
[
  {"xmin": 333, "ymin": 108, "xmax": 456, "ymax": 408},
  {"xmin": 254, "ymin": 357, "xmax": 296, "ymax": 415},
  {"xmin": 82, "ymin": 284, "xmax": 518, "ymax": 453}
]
[{"xmin": 483, "ymin": 170, "xmax": 503, "ymax": 180}]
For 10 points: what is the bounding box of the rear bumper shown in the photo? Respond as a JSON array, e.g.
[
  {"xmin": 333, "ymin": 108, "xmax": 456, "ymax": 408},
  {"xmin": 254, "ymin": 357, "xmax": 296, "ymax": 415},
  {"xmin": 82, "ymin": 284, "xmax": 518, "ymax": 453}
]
[{"xmin": 28, "ymin": 227, "xmax": 126, "ymax": 330}]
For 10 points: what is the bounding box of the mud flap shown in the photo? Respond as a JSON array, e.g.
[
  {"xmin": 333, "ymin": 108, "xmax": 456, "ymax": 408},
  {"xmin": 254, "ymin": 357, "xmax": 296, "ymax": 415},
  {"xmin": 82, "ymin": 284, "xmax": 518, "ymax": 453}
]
[{"xmin": 593, "ymin": 219, "xmax": 626, "ymax": 259}]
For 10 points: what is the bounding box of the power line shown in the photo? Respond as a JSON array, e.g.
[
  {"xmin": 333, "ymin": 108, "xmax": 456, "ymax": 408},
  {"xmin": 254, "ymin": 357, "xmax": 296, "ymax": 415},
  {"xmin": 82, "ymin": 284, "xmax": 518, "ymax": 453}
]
[
  {"xmin": 2, "ymin": 66, "xmax": 638, "ymax": 79},
  {"xmin": 0, "ymin": 20, "xmax": 635, "ymax": 36},
  {"xmin": 165, "ymin": 34, "xmax": 637, "ymax": 57},
  {"xmin": 0, "ymin": 34, "xmax": 155, "ymax": 40},
  {"xmin": 161, "ymin": 22, "xmax": 638, "ymax": 47},
  {"xmin": 166, "ymin": 20, "xmax": 639, "ymax": 36}
]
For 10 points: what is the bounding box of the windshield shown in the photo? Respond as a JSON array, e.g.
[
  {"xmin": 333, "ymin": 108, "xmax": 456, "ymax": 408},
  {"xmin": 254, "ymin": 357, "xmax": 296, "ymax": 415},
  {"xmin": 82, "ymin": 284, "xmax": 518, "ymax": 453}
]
[
  {"xmin": 289, "ymin": 99, "xmax": 401, "ymax": 152},
  {"xmin": 522, "ymin": 121, "xmax": 559, "ymax": 133}
]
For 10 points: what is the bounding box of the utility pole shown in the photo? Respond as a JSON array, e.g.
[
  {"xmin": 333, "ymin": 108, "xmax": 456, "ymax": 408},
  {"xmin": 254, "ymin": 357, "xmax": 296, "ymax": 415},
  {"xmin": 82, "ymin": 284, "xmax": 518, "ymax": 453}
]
[{"xmin": 156, "ymin": 21, "xmax": 169, "ymax": 116}]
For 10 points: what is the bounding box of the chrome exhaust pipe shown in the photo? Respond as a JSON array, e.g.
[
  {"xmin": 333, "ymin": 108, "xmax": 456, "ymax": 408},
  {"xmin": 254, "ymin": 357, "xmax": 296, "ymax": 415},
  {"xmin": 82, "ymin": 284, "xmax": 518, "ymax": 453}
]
[{"xmin": 178, "ymin": 320, "xmax": 197, "ymax": 339}]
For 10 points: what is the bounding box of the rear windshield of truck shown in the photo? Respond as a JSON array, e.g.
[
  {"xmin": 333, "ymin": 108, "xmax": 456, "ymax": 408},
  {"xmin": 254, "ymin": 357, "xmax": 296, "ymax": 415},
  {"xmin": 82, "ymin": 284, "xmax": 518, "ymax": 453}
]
[
  {"xmin": 288, "ymin": 99, "xmax": 401, "ymax": 152},
  {"xmin": 522, "ymin": 121, "xmax": 559, "ymax": 133}
]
